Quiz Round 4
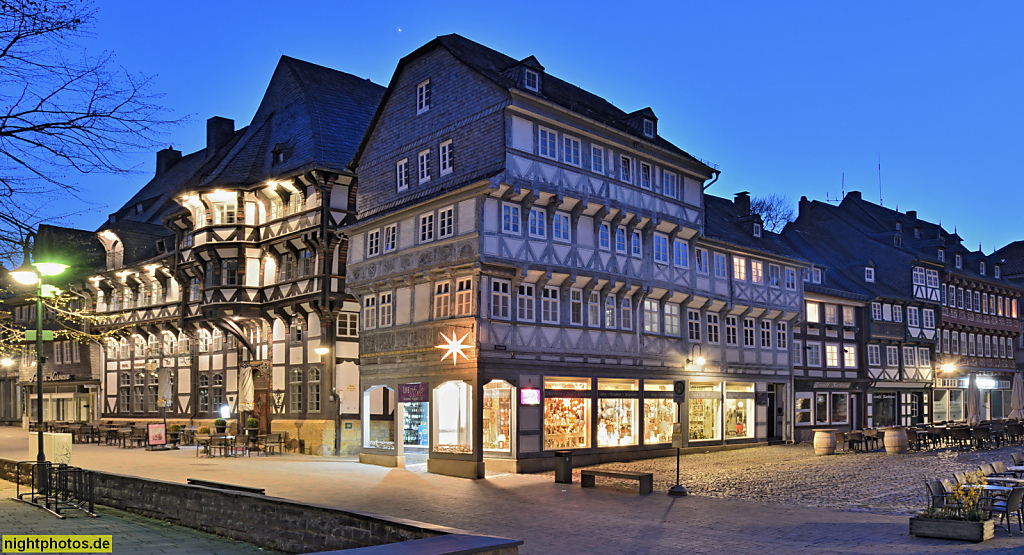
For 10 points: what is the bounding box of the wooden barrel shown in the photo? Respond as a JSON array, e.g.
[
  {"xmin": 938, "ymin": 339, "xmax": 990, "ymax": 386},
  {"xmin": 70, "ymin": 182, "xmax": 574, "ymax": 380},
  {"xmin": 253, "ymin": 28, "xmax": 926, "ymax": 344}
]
[
  {"xmin": 883, "ymin": 427, "xmax": 908, "ymax": 454},
  {"xmin": 813, "ymin": 429, "xmax": 837, "ymax": 455}
]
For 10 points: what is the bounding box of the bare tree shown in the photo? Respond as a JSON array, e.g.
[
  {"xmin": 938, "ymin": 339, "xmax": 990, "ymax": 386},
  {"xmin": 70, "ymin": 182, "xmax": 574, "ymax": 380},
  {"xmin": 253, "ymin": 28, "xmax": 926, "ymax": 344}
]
[
  {"xmin": 0, "ymin": 0, "xmax": 177, "ymax": 262},
  {"xmin": 750, "ymin": 193, "xmax": 795, "ymax": 233}
]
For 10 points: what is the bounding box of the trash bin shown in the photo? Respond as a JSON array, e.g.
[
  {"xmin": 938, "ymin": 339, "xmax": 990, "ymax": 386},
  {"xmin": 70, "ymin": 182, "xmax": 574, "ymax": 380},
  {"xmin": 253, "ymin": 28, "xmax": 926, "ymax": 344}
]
[
  {"xmin": 554, "ymin": 450, "xmax": 572, "ymax": 483},
  {"xmin": 298, "ymin": 439, "xmax": 305, "ymax": 454}
]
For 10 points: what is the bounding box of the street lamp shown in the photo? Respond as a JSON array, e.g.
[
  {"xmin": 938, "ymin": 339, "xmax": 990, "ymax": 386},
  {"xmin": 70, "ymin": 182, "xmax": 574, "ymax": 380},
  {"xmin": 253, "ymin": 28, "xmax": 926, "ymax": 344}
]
[
  {"xmin": 687, "ymin": 344, "xmax": 706, "ymax": 370},
  {"xmin": 9, "ymin": 249, "xmax": 67, "ymax": 493}
]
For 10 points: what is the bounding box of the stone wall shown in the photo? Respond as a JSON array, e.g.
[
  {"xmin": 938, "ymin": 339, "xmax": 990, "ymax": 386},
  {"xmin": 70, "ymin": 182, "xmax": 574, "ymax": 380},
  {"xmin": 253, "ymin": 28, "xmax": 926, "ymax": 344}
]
[{"xmin": 0, "ymin": 458, "xmax": 518, "ymax": 554}]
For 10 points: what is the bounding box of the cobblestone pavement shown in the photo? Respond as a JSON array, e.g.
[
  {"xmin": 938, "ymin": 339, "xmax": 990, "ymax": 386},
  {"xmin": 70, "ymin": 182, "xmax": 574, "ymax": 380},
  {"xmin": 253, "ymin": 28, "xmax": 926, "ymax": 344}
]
[
  {"xmin": 3, "ymin": 428, "xmax": 1024, "ymax": 554},
  {"xmin": 584, "ymin": 442, "xmax": 1023, "ymax": 515},
  {"xmin": 0, "ymin": 479, "xmax": 276, "ymax": 554}
]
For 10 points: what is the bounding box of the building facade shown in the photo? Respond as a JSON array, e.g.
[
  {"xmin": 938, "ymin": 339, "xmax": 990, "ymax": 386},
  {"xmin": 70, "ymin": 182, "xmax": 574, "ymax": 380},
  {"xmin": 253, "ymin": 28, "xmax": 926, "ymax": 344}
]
[{"xmin": 346, "ymin": 35, "xmax": 807, "ymax": 478}]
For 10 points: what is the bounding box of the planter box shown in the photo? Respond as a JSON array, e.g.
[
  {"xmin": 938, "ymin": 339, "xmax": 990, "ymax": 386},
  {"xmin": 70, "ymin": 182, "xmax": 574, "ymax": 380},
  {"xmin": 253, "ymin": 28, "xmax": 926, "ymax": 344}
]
[{"xmin": 909, "ymin": 517, "xmax": 994, "ymax": 542}]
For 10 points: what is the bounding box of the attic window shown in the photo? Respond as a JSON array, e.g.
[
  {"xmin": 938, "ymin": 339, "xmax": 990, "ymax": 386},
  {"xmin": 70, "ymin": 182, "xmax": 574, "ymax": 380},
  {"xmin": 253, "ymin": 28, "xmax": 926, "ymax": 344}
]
[
  {"xmin": 955, "ymin": 254, "xmax": 962, "ymax": 269},
  {"xmin": 938, "ymin": 249, "xmax": 945, "ymax": 262},
  {"xmin": 272, "ymin": 149, "xmax": 286, "ymax": 165},
  {"xmin": 914, "ymin": 228, "xmax": 920, "ymax": 238},
  {"xmin": 995, "ymin": 266, "xmax": 1001, "ymax": 279},
  {"xmin": 894, "ymin": 236, "xmax": 901, "ymax": 247},
  {"xmin": 643, "ymin": 119, "xmax": 655, "ymax": 138},
  {"xmin": 865, "ymin": 267, "xmax": 875, "ymax": 283},
  {"xmin": 980, "ymin": 262, "xmax": 986, "ymax": 275},
  {"xmin": 896, "ymin": 222, "xmax": 902, "ymax": 231},
  {"xmin": 135, "ymin": 203, "xmax": 143, "ymax": 214},
  {"xmin": 524, "ymin": 70, "xmax": 539, "ymax": 92},
  {"xmin": 812, "ymin": 268, "xmax": 822, "ymax": 284},
  {"xmin": 753, "ymin": 223, "xmax": 762, "ymax": 238}
]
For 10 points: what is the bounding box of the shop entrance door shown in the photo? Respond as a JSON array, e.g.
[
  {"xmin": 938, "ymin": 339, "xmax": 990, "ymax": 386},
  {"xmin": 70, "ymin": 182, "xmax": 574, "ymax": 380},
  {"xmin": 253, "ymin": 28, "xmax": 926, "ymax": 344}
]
[
  {"xmin": 403, "ymin": 401, "xmax": 429, "ymax": 471},
  {"xmin": 766, "ymin": 385, "xmax": 780, "ymax": 440}
]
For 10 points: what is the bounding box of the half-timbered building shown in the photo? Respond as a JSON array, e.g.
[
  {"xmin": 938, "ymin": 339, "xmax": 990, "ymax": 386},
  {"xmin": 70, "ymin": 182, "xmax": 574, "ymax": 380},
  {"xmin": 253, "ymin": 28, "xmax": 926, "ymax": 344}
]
[
  {"xmin": 346, "ymin": 34, "xmax": 808, "ymax": 478},
  {"xmin": 30, "ymin": 57, "xmax": 383, "ymax": 455}
]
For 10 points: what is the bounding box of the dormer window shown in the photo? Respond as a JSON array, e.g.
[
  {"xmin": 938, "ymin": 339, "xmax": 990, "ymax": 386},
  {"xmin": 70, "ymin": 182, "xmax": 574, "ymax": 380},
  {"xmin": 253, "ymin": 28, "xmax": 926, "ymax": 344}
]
[
  {"xmin": 812, "ymin": 268, "xmax": 822, "ymax": 284},
  {"xmin": 938, "ymin": 249, "xmax": 945, "ymax": 262},
  {"xmin": 753, "ymin": 223, "xmax": 762, "ymax": 238},
  {"xmin": 914, "ymin": 228, "xmax": 920, "ymax": 238},
  {"xmin": 643, "ymin": 119, "xmax": 655, "ymax": 138},
  {"xmin": 995, "ymin": 266, "xmax": 1001, "ymax": 279},
  {"xmin": 980, "ymin": 262, "xmax": 986, "ymax": 275},
  {"xmin": 865, "ymin": 267, "xmax": 875, "ymax": 282},
  {"xmin": 524, "ymin": 69, "xmax": 539, "ymax": 92},
  {"xmin": 894, "ymin": 236, "xmax": 902, "ymax": 247},
  {"xmin": 955, "ymin": 254, "xmax": 962, "ymax": 269},
  {"xmin": 896, "ymin": 222, "xmax": 902, "ymax": 231},
  {"xmin": 273, "ymin": 151, "xmax": 285, "ymax": 164}
]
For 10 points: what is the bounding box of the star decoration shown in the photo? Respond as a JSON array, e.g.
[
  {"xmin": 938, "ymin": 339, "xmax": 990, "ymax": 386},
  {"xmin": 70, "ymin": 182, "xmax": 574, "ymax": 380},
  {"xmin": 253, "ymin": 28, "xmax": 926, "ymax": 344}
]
[{"xmin": 436, "ymin": 332, "xmax": 472, "ymax": 365}]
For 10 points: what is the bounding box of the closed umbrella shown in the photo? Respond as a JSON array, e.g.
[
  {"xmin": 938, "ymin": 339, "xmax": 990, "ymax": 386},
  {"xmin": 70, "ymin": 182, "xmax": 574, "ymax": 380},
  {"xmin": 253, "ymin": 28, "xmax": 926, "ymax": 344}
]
[
  {"xmin": 1009, "ymin": 372, "xmax": 1024, "ymax": 419},
  {"xmin": 238, "ymin": 363, "xmax": 254, "ymax": 412},
  {"xmin": 966, "ymin": 373, "xmax": 983, "ymax": 426},
  {"xmin": 157, "ymin": 367, "xmax": 173, "ymax": 409}
]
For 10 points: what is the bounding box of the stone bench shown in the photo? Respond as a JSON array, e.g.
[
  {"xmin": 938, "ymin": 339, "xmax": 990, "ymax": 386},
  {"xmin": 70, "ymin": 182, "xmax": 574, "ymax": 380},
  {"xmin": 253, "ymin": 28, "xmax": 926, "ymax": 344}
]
[
  {"xmin": 580, "ymin": 469, "xmax": 653, "ymax": 495},
  {"xmin": 186, "ymin": 478, "xmax": 265, "ymax": 495}
]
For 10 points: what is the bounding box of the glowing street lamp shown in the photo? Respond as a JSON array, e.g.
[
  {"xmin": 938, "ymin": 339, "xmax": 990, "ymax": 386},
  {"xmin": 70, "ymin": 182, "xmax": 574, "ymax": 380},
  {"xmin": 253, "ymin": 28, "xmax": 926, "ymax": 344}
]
[
  {"xmin": 687, "ymin": 344, "xmax": 706, "ymax": 370},
  {"xmin": 8, "ymin": 244, "xmax": 67, "ymax": 494},
  {"xmin": 940, "ymin": 362, "xmax": 957, "ymax": 374}
]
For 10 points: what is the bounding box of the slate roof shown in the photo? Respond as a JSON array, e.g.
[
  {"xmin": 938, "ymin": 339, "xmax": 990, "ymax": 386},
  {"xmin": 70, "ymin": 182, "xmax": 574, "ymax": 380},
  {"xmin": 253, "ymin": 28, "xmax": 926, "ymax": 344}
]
[
  {"xmin": 702, "ymin": 194, "xmax": 805, "ymax": 263},
  {"xmin": 34, "ymin": 224, "xmax": 106, "ymax": 284},
  {"xmin": 994, "ymin": 241, "xmax": 1024, "ymax": 277},
  {"xmin": 353, "ymin": 34, "xmax": 714, "ymax": 174},
  {"xmin": 200, "ymin": 56, "xmax": 384, "ymax": 188}
]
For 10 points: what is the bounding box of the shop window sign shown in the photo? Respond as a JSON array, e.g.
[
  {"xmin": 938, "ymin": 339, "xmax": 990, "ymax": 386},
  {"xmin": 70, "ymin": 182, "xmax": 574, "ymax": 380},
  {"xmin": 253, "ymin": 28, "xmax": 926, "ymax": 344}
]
[
  {"xmin": 520, "ymin": 388, "xmax": 541, "ymax": 405},
  {"xmin": 398, "ymin": 382, "xmax": 428, "ymax": 403}
]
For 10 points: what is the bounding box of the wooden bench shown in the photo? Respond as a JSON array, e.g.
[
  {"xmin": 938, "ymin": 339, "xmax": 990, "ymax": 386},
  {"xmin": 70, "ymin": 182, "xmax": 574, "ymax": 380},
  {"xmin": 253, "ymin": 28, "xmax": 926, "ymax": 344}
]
[
  {"xmin": 580, "ymin": 469, "xmax": 653, "ymax": 494},
  {"xmin": 186, "ymin": 478, "xmax": 265, "ymax": 495}
]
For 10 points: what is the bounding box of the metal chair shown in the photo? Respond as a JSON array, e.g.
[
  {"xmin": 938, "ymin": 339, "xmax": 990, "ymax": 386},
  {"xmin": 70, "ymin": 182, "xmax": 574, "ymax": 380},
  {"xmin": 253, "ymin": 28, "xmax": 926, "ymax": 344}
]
[
  {"xmin": 1012, "ymin": 452, "xmax": 1024, "ymax": 466},
  {"xmin": 975, "ymin": 427, "xmax": 994, "ymax": 450},
  {"xmin": 260, "ymin": 433, "xmax": 283, "ymax": 456},
  {"xmin": 926, "ymin": 480, "xmax": 950, "ymax": 509},
  {"xmin": 952, "ymin": 427, "xmax": 973, "ymax": 450},
  {"xmin": 863, "ymin": 429, "xmax": 880, "ymax": 451},
  {"xmin": 846, "ymin": 430, "xmax": 864, "ymax": 452},
  {"xmin": 906, "ymin": 428, "xmax": 921, "ymax": 451}
]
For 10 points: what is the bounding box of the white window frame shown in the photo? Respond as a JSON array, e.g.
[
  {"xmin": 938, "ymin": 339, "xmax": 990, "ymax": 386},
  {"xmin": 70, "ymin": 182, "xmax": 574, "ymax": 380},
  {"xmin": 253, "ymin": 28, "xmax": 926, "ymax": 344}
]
[
  {"xmin": 528, "ymin": 208, "xmax": 546, "ymax": 239},
  {"xmin": 621, "ymin": 297, "xmax": 632, "ymax": 330},
  {"xmin": 653, "ymin": 233, "xmax": 669, "ymax": 265},
  {"xmin": 918, "ymin": 347, "xmax": 930, "ymax": 368},
  {"xmin": 383, "ymin": 224, "xmax": 397, "ymax": 254},
  {"xmin": 793, "ymin": 339, "xmax": 803, "ymax": 366},
  {"xmin": 673, "ymin": 238, "xmax": 688, "ymax": 268},
  {"xmin": 687, "ymin": 310, "xmax": 701, "ymax": 341},
  {"xmin": 707, "ymin": 313, "xmax": 720, "ymax": 344},
  {"xmin": 439, "ymin": 139, "xmax": 453, "ymax": 175},
  {"xmin": 867, "ymin": 345, "xmax": 881, "ymax": 366},
  {"xmin": 419, "ymin": 212, "xmax": 435, "ymax": 243},
  {"xmin": 713, "ymin": 253, "xmax": 727, "ymax": 277},
  {"xmin": 491, "ymin": 279, "xmax": 511, "ymax": 320},
  {"xmin": 396, "ymin": 159, "xmax": 408, "ymax": 191},
  {"xmin": 825, "ymin": 344, "xmax": 840, "ymax": 368},
  {"xmin": 643, "ymin": 119, "xmax": 655, "ymax": 138},
  {"xmin": 631, "ymin": 230, "xmax": 642, "ymax": 257},
  {"xmin": 416, "ymin": 79, "xmax": 430, "ymax": 114},
  {"xmin": 865, "ymin": 267, "xmax": 875, "ymax": 282},
  {"xmin": 640, "ymin": 162, "xmax": 652, "ymax": 189},
  {"xmin": 539, "ymin": 127, "xmax": 557, "ymax": 159},
  {"xmin": 517, "ymin": 284, "xmax": 535, "ymax": 322},
  {"xmin": 776, "ymin": 321, "xmax": 787, "ymax": 349},
  {"xmin": 733, "ymin": 256, "xmax": 747, "ymax": 281},
  {"xmin": 620, "ymin": 155, "xmax": 632, "ymax": 183},
  {"xmin": 743, "ymin": 318, "xmax": 755, "ymax": 347},
  {"xmin": 751, "ymin": 260, "xmax": 764, "ymax": 284},
  {"xmin": 362, "ymin": 296, "xmax": 377, "ymax": 330},
  {"xmin": 434, "ymin": 282, "xmax": 451, "ymax": 319},
  {"xmin": 725, "ymin": 316, "xmax": 738, "ymax": 346},
  {"xmin": 502, "ymin": 203, "xmax": 521, "ymax": 235},
  {"xmin": 806, "ymin": 342, "xmax": 822, "ymax": 367},
  {"xmin": 695, "ymin": 248, "xmax": 709, "ymax": 274},
  {"xmin": 541, "ymin": 287, "xmax": 560, "ymax": 324},
  {"xmin": 785, "ymin": 268, "xmax": 797, "ymax": 290},
  {"xmin": 563, "ymin": 135, "xmax": 581, "ymax": 167},
  {"xmin": 439, "ymin": 206, "xmax": 454, "ymax": 239},
  {"xmin": 664, "ymin": 171, "xmax": 677, "ymax": 198},
  {"xmin": 760, "ymin": 320, "xmax": 772, "ymax": 348},
  {"xmin": 417, "ymin": 149, "xmax": 431, "ymax": 184},
  {"xmin": 455, "ymin": 278, "xmax": 473, "ymax": 316},
  {"xmin": 378, "ymin": 292, "xmax": 393, "ymax": 328},
  {"xmin": 591, "ymin": 145, "xmax": 604, "ymax": 173},
  {"xmin": 643, "ymin": 299, "xmax": 660, "ymax": 334},
  {"xmin": 524, "ymin": 69, "xmax": 539, "ymax": 92},
  {"xmin": 366, "ymin": 230, "xmax": 380, "ymax": 258},
  {"xmin": 843, "ymin": 345, "xmax": 857, "ymax": 368},
  {"xmin": 605, "ymin": 295, "xmax": 616, "ymax": 328},
  {"xmin": 553, "ymin": 212, "xmax": 571, "ymax": 242},
  {"xmin": 588, "ymin": 292, "xmax": 601, "ymax": 328},
  {"xmin": 570, "ymin": 288, "xmax": 583, "ymax": 326},
  {"xmin": 615, "ymin": 226, "xmax": 627, "ymax": 254},
  {"xmin": 599, "ymin": 222, "xmax": 611, "ymax": 251},
  {"xmin": 665, "ymin": 303, "xmax": 680, "ymax": 336}
]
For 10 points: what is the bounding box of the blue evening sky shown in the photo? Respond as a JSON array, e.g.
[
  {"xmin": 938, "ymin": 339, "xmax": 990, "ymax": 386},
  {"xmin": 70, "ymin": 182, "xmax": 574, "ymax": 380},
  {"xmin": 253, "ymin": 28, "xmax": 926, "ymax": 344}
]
[{"xmin": 63, "ymin": 1, "xmax": 1022, "ymax": 252}]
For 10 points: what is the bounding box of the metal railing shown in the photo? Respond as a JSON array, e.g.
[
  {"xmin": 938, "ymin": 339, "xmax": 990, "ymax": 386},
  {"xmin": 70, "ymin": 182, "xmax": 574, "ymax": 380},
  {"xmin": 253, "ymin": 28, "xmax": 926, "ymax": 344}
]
[{"xmin": 14, "ymin": 461, "xmax": 97, "ymax": 518}]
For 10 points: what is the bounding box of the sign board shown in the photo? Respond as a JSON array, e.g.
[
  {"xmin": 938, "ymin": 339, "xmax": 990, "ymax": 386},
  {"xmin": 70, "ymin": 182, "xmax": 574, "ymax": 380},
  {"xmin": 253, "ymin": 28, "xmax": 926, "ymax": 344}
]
[
  {"xmin": 671, "ymin": 423, "xmax": 683, "ymax": 448},
  {"xmin": 398, "ymin": 382, "xmax": 429, "ymax": 403},
  {"xmin": 147, "ymin": 423, "xmax": 166, "ymax": 446},
  {"xmin": 673, "ymin": 380, "xmax": 686, "ymax": 403},
  {"xmin": 755, "ymin": 392, "xmax": 770, "ymax": 406},
  {"xmin": 520, "ymin": 388, "xmax": 541, "ymax": 405}
]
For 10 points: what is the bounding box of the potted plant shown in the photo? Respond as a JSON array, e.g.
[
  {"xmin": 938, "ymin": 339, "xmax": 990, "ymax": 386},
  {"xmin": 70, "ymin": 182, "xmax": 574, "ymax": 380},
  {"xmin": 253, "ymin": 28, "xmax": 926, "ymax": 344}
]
[
  {"xmin": 246, "ymin": 417, "xmax": 260, "ymax": 442},
  {"xmin": 197, "ymin": 426, "xmax": 211, "ymax": 434},
  {"xmin": 909, "ymin": 470, "xmax": 996, "ymax": 542},
  {"xmin": 214, "ymin": 418, "xmax": 227, "ymax": 434},
  {"xmin": 168, "ymin": 424, "xmax": 182, "ymax": 449}
]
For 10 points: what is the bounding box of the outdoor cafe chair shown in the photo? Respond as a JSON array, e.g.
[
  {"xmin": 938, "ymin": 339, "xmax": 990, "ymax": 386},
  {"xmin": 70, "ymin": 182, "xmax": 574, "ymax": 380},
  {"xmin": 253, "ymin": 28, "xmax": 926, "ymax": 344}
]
[
  {"xmin": 954, "ymin": 471, "xmax": 967, "ymax": 484},
  {"xmin": 863, "ymin": 429, "xmax": 880, "ymax": 451},
  {"xmin": 194, "ymin": 434, "xmax": 212, "ymax": 457},
  {"xmin": 906, "ymin": 429, "xmax": 922, "ymax": 451},
  {"xmin": 952, "ymin": 427, "xmax": 974, "ymax": 450},
  {"xmin": 926, "ymin": 480, "xmax": 951, "ymax": 509},
  {"xmin": 259, "ymin": 433, "xmax": 283, "ymax": 456},
  {"xmin": 1013, "ymin": 452, "xmax": 1024, "ymax": 466},
  {"xmin": 988, "ymin": 486, "xmax": 1024, "ymax": 536},
  {"xmin": 975, "ymin": 427, "xmax": 994, "ymax": 450},
  {"xmin": 1009, "ymin": 424, "xmax": 1024, "ymax": 445},
  {"xmin": 992, "ymin": 462, "xmax": 1021, "ymax": 479},
  {"xmin": 846, "ymin": 431, "xmax": 864, "ymax": 452}
]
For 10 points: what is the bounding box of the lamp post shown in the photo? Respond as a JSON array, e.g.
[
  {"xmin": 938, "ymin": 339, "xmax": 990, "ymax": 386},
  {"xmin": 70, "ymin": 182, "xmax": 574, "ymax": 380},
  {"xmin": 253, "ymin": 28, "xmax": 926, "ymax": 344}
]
[{"xmin": 9, "ymin": 251, "xmax": 67, "ymax": 493}]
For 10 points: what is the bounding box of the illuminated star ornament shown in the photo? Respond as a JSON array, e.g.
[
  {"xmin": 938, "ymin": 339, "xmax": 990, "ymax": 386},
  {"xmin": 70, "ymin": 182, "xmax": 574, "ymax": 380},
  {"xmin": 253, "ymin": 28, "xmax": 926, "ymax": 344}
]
[{"xmin": 436, "ymin": 332, "xmax": 472, "ymax": 365}]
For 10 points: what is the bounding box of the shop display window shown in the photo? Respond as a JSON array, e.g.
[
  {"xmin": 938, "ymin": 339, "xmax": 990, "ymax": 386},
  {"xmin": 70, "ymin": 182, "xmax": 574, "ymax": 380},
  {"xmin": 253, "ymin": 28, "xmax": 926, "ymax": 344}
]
[
  {"xmin": 949, "ymin": 390, "xmax": 963, "ymax": 421},
  {"xmin": 362, "ymin": 385, "xmax": 395, "ymax": 450},
  {"xmin": 933, "ymin": 389, "xmax": 948, "ymax": 422},
  {"xmin": 544, "ymin": 377, "xmax": 591, "ymax": 450},
  {"xmin": 873, "ymin": 393, "xmax": 897, "ymax": 427},
  {"xmin": 434, "ymin": 381, "xmax": 472, "ymax": 454},
  {"xmin": 597, "ymin": 379, "xmax": 638, "ymax": 447},
  {"xmin": 688, "ymin": 382, "xmax": 721, "ymax": 441},
  {"xmin": 643, "ymin": 380, "xmax": 677, "ymax": 444},
  {"xmin": 403, "ymin": 402, "xmax": 429, "ymax": 448},
  {"xmin": 830, "ymin": 393, "xmax": 849, "ymax": 424},
  {"xmin": 815, "ymin": 393, "xmax": 829, "ymax": 425},
  {"xmin": 725, "ymin": 382, "xmax": 754, "ymax": 439},
  {"xmin": 795, "ymin": 392, "xmax": 812, "ymax": 425},
  {"xmin": 483, "ymin": 380, "xmax": 513, "ymax": 452}
]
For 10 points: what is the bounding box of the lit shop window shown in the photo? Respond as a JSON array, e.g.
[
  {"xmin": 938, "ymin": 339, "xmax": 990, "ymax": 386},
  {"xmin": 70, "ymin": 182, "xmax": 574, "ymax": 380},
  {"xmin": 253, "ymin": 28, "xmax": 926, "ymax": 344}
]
[
  {"xmin": 643, "ymin": 380, "xmax": 678, "ymax": 444},
  {"xmin": 725, "ymin": 382, "xmax": 754, "ymax": 439},
  {"xmin": 483, "ymin": 380, "xmax": 513, "ymax": 452},
  {"xmin": 362, "ymin": 385, "xmax": 395, "ymax": 450},
  {"xmin": 544, "ymin": 377, "xmax": 591, "ymax": 450},
  {"xmin": 688, "ymin": 382, "xmax": 722, "ymax": 441},
  {"xmin": 434, "ymin": 381, "xmax": 472, "ymax": 454},
  {"xmin": 597, "ymin": 379, "xmax": 639, "ymax": 447}
]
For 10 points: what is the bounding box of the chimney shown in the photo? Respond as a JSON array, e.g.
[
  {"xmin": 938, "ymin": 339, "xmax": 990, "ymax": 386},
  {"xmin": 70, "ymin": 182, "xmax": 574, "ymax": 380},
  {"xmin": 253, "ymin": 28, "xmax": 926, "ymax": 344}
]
[
  {"xmin": 155, "ymin": 147, "xmax": 182, "ymax": 176},
  {"xmin": 798, "ymin": 196, "xmax": 811, "ymax": 219},
  {"xmin": 846, "ymin": 190, "xmax": 862, "ymax": 201},
  {"xmin": 906, "ymin": 210, "xmax": 917, "ymax": 220},
  {"xmin": 734, "ymin": 191, "xmax": 751, "ymax": 215},
  {"xmin": 206, "ymin": 116, "xmax": 235, "ymax": 157}
]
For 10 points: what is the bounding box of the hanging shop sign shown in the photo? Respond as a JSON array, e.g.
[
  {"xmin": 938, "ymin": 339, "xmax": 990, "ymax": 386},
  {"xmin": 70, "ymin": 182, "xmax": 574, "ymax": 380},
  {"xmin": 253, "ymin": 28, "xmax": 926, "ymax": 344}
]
[{"xmin": 398, "ymin": 382, "xmax": 429, "ymax": 403}]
